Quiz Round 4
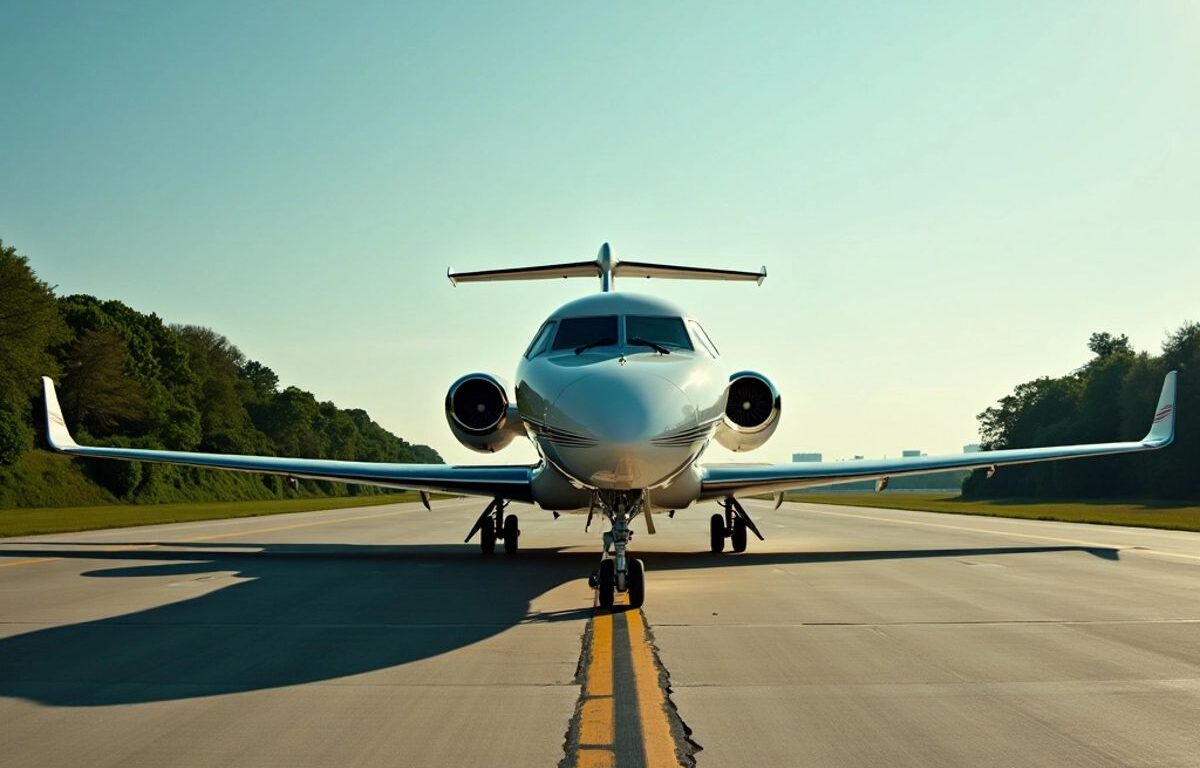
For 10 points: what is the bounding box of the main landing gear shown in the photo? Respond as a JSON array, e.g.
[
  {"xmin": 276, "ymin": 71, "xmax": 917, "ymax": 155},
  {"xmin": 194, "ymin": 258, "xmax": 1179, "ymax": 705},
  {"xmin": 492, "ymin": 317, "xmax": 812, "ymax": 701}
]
[
  {"xmin": 710, "ymin": 496, "xmax": 764, "ymax": 554},
  {"xmin": 588, "ymin": 490, "xmax": 647, "ymax": 609},
  {"xmin": 465, "ymin": 498, "xmax": 520, "ymax": 555}
]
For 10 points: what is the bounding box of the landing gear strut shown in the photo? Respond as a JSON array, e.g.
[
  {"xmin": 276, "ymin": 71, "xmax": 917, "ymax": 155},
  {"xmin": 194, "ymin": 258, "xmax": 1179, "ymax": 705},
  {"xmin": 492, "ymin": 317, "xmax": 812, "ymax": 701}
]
[
  {"xmin": 591, "ymin": 491, "xmax": 647, "ymax": 609},
  {"xmin": 465, "ymin": 498, "xmax": 519, "ymax": 556},
  {"xmin": 711, "ymin": 496, "xmax": 764, "ymax": 554}
]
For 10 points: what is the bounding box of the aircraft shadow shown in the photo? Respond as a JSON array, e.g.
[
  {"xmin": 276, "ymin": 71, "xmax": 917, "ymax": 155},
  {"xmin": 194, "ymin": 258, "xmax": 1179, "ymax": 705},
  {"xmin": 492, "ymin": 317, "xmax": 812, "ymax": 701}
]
[{"xmin": 0, "ymin": 541, "xmax": 1117, "ymax": 707}]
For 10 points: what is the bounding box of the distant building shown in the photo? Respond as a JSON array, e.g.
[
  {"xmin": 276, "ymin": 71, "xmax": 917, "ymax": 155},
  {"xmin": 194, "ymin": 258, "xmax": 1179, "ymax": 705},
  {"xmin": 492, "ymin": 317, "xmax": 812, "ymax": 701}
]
[
  {"xmin": 852, "ymin": 455, "xmax": 864, "ymax": 460},
  {"xmin": 792, "ymin": 452, "xmax": 822, "ymax": 463},
  {"xmin": 963, "ymin": 443, "xmax": 982, "ymax": 453},
  {"xmin": 902, "ymin": 449, "xmax": 923, "ymax": 458}
]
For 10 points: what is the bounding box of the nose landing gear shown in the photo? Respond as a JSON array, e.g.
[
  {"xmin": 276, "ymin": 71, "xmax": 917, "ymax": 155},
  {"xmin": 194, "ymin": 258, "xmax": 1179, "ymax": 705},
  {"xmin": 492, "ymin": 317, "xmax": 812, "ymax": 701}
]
[{"xmin": 591, "ymin": 491, "xmax": 647, "ymax": 609}]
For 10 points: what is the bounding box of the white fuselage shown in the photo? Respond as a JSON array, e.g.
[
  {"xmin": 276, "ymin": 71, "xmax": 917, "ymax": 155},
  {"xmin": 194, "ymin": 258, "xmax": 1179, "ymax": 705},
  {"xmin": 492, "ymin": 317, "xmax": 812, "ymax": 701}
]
[{"xmin": 514, "ymin": 293, "xmax": 729, "ymax": 511}]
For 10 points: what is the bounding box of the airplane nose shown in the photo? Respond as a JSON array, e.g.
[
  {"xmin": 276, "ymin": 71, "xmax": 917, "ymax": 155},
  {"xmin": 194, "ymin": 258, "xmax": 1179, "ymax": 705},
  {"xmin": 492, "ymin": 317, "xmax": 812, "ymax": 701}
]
[
  {"xmin": 547, "ymin": 370, "xmax": 699, "ymax": 488},
  {"xmin": 554, "ymin": 371, "xmax": 692, "ymax": 442}
]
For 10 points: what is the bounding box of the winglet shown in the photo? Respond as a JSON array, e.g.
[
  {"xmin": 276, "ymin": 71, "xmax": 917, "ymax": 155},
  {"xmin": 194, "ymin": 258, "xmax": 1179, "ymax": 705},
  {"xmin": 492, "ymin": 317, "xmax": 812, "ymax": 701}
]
[
  {"xmin": 1142, "ymin": 370, "xmax": 1177, "ymax": 447},
  {"xmin": 42, "ymin": 376, "xmax": 79, "ymax": 451}
]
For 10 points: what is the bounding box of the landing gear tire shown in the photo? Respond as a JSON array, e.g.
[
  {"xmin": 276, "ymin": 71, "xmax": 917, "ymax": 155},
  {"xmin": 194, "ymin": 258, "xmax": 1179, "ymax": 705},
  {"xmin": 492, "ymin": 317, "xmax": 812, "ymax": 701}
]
[
  {"xmin": 710, "ymin": 513, "xmax": 726, "ymax": 554},
  {"xmin": 627, "ymin": 558, "xmax": 645, "ymax": 609},
  {"xmin": 597, "ymin": 558, "xmax": 616, "ymax": 609},
  {"xmin": 731, "ymin": 516, "xmax": 748, "ymax": 553},
  {"xmin": 503, "ymin": 515, "xmax": 520, "ymax": 556},
  {"xmin": 480, "ymin": 518, "xmax": 496, "ymax": 555}
]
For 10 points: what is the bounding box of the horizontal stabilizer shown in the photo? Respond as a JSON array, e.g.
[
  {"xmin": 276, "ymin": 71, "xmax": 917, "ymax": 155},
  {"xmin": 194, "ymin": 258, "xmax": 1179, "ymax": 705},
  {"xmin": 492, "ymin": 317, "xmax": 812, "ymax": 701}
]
[
  {"xmin": 616, "ymin": 260, "xmax": 765, "ymax": 284},
  {"xmin": 447, "ymin": 261, "xmax": 598, "ymax": 286},
  {"xmin": 448, "ymin": 243, "xmax": 765, "ymax": 292}
]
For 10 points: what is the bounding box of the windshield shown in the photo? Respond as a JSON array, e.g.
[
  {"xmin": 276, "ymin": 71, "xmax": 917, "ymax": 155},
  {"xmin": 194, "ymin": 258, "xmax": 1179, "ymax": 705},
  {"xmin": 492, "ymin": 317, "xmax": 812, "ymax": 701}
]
[
  {"xmin": 688, "ymin": 319, "xmax": 719, "ymax": 356},
  {"xmin": 551, "ymin": 315, "xmax": 619, "ymax": 352},
  {"xmin": 626, "ymin": 316, "xmax": 693, "ymax": 351},
  {"xmin": 524, "ymin": 321, "xmax": 555, "ymax": 358}
]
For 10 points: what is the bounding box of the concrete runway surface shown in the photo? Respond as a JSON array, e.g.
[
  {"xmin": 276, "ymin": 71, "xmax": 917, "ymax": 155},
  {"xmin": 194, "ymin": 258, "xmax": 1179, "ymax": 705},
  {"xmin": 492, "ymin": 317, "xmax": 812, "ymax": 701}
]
[{"xmin": 2, "ymin": 497, "xmax": 1199, "ymax": 767}]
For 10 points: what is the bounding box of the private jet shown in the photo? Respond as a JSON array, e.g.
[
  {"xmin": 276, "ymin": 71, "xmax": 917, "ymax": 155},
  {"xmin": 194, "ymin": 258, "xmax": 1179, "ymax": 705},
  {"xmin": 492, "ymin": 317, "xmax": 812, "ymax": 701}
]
[{"xmin": 42, "ymin": 244, "xmax": 1177, "ymax": 608}]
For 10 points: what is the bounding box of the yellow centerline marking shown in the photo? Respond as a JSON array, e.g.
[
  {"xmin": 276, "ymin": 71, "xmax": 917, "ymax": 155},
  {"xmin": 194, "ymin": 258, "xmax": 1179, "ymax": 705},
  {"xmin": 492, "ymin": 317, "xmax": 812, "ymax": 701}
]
[
  {"xmin": 579, "ymin": 700, "xmax": 615, "ymax": 747},
  {"xmin": 579, "ymin": 611, "xmax": 614, "ymax": 747},
  {"xmin": 588, "ymin": 612, "xmax": 613, "ymax": 698},
  {"xmin": 797, "ymin": 505, "xmax": 1200, "ymax": 562},
  {"xmin": 575, "ymin": 610, "xmax": 615, "ymax": 766},
  {"xmin": 575, "ymin": 750, "xmax": 614, "ymax": 768},
  {"xmin": 626, "ymin": 608, "xmax": 683, "ymax": 768}
]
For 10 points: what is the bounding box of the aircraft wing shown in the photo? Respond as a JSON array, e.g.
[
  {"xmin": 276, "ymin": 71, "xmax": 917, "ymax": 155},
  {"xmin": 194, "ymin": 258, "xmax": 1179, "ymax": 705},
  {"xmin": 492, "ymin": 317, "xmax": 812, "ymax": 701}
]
[
  {"xmin": 41, "ymin": 377, "xmax": 535, "ymax": 501},
  {"xmin": 700, "ymin": 371, "xmax": 1178, "ymax": 500}
]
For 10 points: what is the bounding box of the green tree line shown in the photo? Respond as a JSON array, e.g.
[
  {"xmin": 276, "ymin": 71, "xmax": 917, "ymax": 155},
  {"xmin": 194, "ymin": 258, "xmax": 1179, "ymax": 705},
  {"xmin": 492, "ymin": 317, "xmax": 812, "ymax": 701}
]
[
  {"xmin": 1, "ymin": 239, "xmax": 440, "ymax": 505},
  {"xmin": 963, "ymin": 328, "xmax": 1199, "ymax": 499}
]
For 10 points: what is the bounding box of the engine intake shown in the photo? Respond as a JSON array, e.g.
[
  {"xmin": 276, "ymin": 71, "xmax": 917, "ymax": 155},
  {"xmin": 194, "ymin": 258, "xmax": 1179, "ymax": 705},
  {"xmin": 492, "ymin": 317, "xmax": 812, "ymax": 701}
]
[
  {"xmin": 715, "ymin": 371, "xmax": 781, "ymax": 452},
  {"xmin": 446, "ymin": 373, "xmax": 523, "ymax": 453}
]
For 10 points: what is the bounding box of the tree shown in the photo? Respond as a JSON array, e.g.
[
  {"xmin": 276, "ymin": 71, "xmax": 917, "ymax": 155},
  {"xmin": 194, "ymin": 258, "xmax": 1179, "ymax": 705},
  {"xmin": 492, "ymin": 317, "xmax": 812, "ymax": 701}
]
[
  {"xmin": 965, "ymin": 327, "xmax": 1198, "ymax": 499},
  {"xmin": 175, "ymin": 325, "xmax": 252, "ymax": 434},
  {"xmin": 0, "ymin": 240, "xmax": 68, "ymax": 463},
  {"xmin": 239, "ymin": 360, "xmax": 279, "ymax": 400},
  {"xmin": 0, "ymin": 241, "xmax": 67, "ymax": 406},
  {"xmin": 59, "ymin": 329, "xmax": 145, "ymax": 435},
  {"xmin": 1087, "ymin": 332, "xmax": 1130, "ymax": 358},
  {"xmin": 0, "ymin": 408, "xmax": 32, "ymax": 465}
]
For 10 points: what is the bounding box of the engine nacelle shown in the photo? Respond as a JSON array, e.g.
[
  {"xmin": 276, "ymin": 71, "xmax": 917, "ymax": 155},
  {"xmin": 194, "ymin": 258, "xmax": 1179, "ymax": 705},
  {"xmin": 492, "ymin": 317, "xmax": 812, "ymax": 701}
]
[
  {"xmin": 445, "ymin": 373, "xmax": 524, "ymax": 453},
  {"xmin": 714, "ymin": 371, "xmax": 781, "ymax": 452}
]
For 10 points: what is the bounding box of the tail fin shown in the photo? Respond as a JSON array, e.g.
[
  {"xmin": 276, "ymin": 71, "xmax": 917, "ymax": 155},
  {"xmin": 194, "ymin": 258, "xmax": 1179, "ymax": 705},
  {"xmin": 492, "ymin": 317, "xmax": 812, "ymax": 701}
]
[{"xmin": 448, "ymin": 243, "xmax": 766, "ymax": 292}]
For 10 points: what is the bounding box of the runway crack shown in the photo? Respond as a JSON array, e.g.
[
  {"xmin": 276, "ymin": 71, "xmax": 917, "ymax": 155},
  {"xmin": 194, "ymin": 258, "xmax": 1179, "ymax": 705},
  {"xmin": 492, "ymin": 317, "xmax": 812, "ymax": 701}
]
[
  {"xmin": 637, "ymin": 609, "xmax": 702, "ymax": 767},
  {"xmin": 558, "ymin": 607, "xmax": 700, "ymax": 768}
]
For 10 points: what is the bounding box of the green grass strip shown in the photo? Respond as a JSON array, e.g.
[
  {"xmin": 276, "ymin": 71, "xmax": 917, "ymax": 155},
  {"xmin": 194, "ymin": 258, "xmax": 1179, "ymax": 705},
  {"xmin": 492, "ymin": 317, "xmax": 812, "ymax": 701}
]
[
  {"xmin": 785, "ymin": 492, "xmax": 1200, "ymax": 533},
  {"xmin": 0, "ymin": 494, "xmax": 440, "ymax": 538}
]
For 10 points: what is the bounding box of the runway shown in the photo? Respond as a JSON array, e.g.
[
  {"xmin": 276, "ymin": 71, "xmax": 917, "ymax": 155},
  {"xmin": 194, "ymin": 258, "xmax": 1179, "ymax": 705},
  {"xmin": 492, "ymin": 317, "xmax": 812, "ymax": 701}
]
[{"xmin": 2, "ymin": 497, "xmax": 1199, "ymax": 767}]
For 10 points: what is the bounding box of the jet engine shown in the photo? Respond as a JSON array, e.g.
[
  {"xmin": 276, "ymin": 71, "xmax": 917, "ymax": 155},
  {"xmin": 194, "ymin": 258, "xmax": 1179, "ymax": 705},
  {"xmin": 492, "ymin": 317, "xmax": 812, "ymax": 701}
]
[
  {"xmin": 714, "ymin": 371, "xmax": 781, "ymax": 452},
  {"xmin": 445, "ymin": 373, "xmax": 525, "ymax": 453}
]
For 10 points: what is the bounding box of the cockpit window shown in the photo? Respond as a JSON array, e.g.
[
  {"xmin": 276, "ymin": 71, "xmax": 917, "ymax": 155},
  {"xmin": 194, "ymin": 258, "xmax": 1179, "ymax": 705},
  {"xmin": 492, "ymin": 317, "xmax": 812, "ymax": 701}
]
[
  {"xmin": 688, "ymin": 319, "xmax": 719, "ymax": 356},
  {"xmin": 524, "ymin": 321, "xmax": 556, "ymax": 359},
  {"xmin": 551, "ymin": 315, "xmax": 619, "ymax": 352},
  {"xmin": 626, "ymin": 316, "xmax": 693, "ymax": 351}
]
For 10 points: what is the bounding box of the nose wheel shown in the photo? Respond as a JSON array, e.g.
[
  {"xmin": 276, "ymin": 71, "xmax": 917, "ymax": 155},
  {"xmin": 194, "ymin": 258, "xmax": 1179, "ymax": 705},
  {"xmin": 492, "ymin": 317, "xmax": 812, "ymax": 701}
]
[
  {"xmin": 594, "ymin": 557, "xmax": 645, "ymax": 609},
  {"xmin": 591, "ymin": 491, "xmax": 647, "ymax": 609}
]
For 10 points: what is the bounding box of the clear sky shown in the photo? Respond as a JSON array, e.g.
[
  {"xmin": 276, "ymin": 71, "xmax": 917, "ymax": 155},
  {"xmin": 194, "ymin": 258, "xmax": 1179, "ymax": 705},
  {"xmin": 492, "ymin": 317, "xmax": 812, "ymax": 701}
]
[{"xmin": 2, "ymin": 2, "xmax": 1197, "ymax": 466}]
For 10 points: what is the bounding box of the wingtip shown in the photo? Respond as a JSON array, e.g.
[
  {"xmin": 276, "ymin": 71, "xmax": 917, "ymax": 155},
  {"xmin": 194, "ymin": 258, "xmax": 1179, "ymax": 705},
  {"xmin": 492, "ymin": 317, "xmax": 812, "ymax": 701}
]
[
  {"xmin": 1142, "ymin": 369, "xmax": 1177, "ymax": 447},
  {"xmin": 446, "ymin": 267, "xmax": 458, "ymax": 287},
  {"xmin": 41, "ymin": 376, "xmax": 78, "ymax": 451}
]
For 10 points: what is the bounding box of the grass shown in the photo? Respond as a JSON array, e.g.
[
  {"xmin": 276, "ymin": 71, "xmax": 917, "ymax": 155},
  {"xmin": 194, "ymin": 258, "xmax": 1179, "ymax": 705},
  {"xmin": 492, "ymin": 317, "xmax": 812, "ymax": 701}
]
[
  {"xmin": 785, "ymin": 492, "xmax": 1200, "ymax": 533},
  {"xmin": 0, "ymin": 493, "xmax": 436, "ymax": 538}
]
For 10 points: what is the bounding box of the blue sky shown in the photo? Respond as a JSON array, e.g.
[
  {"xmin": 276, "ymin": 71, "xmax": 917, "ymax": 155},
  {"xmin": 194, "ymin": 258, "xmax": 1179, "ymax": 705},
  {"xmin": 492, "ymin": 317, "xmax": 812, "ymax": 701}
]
[{"xmin": 2, "ymin": 2, "xmax": 1198, "ymax": 464}]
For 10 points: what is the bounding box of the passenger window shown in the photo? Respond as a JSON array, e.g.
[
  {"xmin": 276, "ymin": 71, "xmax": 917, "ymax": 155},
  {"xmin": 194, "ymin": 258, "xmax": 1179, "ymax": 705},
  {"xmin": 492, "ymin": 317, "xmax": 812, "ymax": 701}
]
[
  {"xmin": 627, "ymin": 316, "xmax": 693, "ymax": 351},
  {"xmin": 551, "ymin": 316, "xmax": 619, "ymax": 352},
  {"xmin": 524, "ymin": 321, "xmax": 556, "ymax": 358},
  {"xmin": 688, "ymin": 320, "xmax": 719, "ymax": 357}
]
